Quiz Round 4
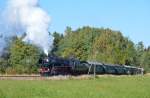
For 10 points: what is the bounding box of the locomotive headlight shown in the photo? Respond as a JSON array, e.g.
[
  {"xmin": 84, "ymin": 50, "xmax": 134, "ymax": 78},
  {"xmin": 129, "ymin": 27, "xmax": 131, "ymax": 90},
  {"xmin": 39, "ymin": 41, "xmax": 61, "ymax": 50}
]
[{"xmin": 46, "ymin": 59, "xmax": 49, "ymax": 62}]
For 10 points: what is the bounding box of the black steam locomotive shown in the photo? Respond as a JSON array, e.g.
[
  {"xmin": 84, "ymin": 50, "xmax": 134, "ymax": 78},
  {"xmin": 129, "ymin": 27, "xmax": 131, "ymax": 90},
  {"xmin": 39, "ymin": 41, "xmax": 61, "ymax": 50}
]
[{"xmin": 39, "ymin": 56, "xmax": 144, "ymax": 76}]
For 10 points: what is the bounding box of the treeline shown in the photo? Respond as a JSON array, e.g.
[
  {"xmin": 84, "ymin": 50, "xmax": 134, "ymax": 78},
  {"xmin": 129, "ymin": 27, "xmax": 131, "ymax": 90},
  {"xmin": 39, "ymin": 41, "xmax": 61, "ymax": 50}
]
[
  {"xmin": 0, "ymin": 26, "xmax": 150, "ymax": 74},
  {"xmin": 53, "ymin": 26, "xmax": 150, "ymax": 72}
]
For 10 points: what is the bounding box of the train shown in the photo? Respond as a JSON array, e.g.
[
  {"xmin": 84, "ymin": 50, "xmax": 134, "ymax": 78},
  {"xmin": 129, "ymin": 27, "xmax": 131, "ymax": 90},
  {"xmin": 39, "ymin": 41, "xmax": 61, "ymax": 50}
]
[{"xmin": 39, "ymin": 56, "xmax": 144, "ymax": 76}]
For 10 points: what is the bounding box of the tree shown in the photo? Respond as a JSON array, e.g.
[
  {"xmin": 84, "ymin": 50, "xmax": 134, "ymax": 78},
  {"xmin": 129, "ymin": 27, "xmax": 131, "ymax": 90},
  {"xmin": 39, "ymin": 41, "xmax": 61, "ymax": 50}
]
[
  {"xmin": 0, "ymin": 58, "xmax": 9, "ymax": 73},
  {"xmin": 56, "ymin": 26, "xmax": 136, "ymax": 65},
  {"xmin": 0, "ymin": 36, "xmax": 16, "ymax": 73},
  {"xmin": 141, "ymin": 51, "xmax": 150, "ymax": 72},
  {"xmin": 65, "ymin": 26, "xmax": 72, "ymax": 36},
  {"xmin": 8, "ymin": 38, "xmax": 40, "ymax": 74},
  {"xmin": 51, "ymin": 32, "xmax": 64, "ymax": 55},
  {"xmin": 135, "ymin": 43, "xmax": 150, "ymax": 72},
  {"xmin": 92, "ymin": 30, "xmax": 136, "ymax": 65},
  {"xmin": 57, "ymin": 26, "xmax": 103, "ymax": 60},
  {"xmin": 135, "ymin": 42, "xmax": 145, "ymax": 66}
]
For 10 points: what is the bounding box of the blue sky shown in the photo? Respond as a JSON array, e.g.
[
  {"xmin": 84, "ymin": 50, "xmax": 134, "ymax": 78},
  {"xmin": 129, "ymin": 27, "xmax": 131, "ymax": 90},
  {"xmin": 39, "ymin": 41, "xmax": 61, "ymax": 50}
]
[{"xmin": 0, "ymin": 0, "xmax": 150, "ymax": 46}]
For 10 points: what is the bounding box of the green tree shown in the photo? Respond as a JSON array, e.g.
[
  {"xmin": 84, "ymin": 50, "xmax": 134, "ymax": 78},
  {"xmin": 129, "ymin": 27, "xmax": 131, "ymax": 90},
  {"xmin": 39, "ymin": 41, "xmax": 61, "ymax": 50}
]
[
  {"xmin": 57, "ymin": 26, "xmax": 136, "ymax": 65},
  {"xmin": 135, "ymin": 42, "xmax": 145, "ymax": 66},
  {"xmin": 8, "ymin": 38, "xmax": 40, "ymax": 74},
  {"xmin": 57, "ymin": 26, "xmax": 103, "ymax": 60},
  {"xmin": 0, "ymin": 58, "xmax": 9, "ymax": 73},
  {"xmin": 51, "ymin": 32, "xmax": 64, "ymax": 55},
  {"xmin": 140, "ymin": 47, "xmax": 150, "ymax": 72},
  {"xmin": 65, "ymin": 26, "xmax": 72, "ymax": 36},
  {"xmin": 92, "ymin": 30, "xmax": 136, "ymax": 65},
  {"xmin": 0, "ymin": 36, "xmax": 15, "ymax": 73}
]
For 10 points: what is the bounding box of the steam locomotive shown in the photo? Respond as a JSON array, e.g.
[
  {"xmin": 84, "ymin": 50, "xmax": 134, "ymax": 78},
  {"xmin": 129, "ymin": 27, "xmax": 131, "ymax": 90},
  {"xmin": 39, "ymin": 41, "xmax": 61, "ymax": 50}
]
[{"xmin": 39, "ymin": 56, "xmax": 144, "ymax": 76}]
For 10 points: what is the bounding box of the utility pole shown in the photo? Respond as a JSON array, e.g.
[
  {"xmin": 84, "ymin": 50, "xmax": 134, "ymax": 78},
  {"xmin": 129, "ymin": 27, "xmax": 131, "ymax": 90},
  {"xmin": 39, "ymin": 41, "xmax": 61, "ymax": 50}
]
[
  {"xmin": 94, "ymin": 64, "xmax": 96, "ymax": 79},
  {"xmin": 91, "ymin": 31, "xmax": 96, "ymax": 79}
]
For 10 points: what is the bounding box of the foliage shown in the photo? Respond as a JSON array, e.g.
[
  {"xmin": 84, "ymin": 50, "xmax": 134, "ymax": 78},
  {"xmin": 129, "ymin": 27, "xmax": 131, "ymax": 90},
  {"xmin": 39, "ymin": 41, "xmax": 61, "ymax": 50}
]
[
  {"xmin": 8, "ymin": 38, "xmax": 40, "ymax": 74},
  {"xmin": 57, "ymin": 26, "xmax": 103, "ymax": 60},
  {"xmin": 134, "ymin": 42, "xmax": 150, "ymax": 72},
  {"xmin": 57, "ymin": 27, "xmax": 137, "ymax": 65},
  {"xmin": 0, "ymin": 58, "xmax": 9, "ymax": 73},
  {"xmin": 140, "ymin": 49, "xmax": 150, "ymax": 72},
  {"xmin": 51, "ymin": 32, "xmax": 64, "ymax": 55},
  {"xmin": 92, "ymin": 30, "xmax": 136, "ymax": 64}
]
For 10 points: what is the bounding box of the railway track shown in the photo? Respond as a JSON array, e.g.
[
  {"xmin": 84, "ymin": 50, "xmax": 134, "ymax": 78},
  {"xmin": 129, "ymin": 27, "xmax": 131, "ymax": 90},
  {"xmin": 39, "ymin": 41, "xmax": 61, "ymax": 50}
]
[
  {"xmin": 0, "ymin": 75, "xmax": 93, "ymax": 80},
  {"xmin": 0, "ymin": 75, "xmax": 40, "ymax": 77},
  {"xmin": 0, "ymin": 74, "xmax": 144, "ymax": 80},
  {"xmin": 0, "ymin": 75, "xmax": 42, "ymax": 80},
  {"xmin": 0, "ymin": 75, "xmax": 78, "ymax": 80}
]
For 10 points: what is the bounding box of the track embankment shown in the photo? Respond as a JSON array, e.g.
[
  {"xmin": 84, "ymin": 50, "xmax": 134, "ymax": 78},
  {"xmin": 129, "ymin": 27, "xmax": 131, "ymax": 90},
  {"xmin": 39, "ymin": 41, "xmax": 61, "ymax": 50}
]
[{"xmin": 0, "ymin": 74, "xmax": 146, "ymax": 80}]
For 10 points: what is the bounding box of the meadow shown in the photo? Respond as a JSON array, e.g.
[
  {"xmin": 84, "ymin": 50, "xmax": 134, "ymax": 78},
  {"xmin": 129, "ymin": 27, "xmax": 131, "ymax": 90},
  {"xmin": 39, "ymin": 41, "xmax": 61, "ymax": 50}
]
[{"xmin": 0, "ymin": 76, "xmax": 150, "ymax": 98}]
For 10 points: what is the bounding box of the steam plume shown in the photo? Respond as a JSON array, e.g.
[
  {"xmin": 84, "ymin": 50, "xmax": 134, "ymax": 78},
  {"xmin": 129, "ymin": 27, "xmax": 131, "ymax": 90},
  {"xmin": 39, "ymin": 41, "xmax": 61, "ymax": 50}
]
[{"xmin": 0, "ymin": 0, "xmax": 53, "ymax": 56}]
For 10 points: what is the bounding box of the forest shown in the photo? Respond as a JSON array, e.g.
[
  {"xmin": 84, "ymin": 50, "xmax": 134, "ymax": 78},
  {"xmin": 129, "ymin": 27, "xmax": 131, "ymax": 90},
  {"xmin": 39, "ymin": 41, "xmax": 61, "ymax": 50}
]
[{"xmin": 0, "ymin": 26, "xmax": 150, "ymax": 74}]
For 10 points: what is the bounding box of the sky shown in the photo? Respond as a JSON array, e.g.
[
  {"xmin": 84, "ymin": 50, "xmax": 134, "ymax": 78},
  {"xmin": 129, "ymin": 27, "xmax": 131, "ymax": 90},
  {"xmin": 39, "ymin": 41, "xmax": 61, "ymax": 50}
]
[{"xmin": 0, "ymin": 0, "xmax": 150, "ymax": 46}]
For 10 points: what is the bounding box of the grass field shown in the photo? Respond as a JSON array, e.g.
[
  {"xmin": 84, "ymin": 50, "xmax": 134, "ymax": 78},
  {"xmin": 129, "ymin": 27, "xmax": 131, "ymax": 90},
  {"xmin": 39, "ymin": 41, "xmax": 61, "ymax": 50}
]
[{"xmin": 0, "ymin": 76, "xmax": 150, "ymax": 98}]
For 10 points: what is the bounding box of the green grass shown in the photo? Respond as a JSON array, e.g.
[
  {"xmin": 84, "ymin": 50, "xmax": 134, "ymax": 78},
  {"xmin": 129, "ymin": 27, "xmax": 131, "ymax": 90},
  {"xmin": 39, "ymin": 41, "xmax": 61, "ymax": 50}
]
[{"xmin": 0, "ymin": 76, "xmax": 150, "ymax": 98}]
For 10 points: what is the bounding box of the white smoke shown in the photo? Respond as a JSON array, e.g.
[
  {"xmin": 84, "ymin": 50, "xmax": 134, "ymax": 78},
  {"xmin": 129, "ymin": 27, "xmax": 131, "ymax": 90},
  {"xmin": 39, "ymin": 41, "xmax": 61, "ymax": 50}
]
[{"xmin": 0, "ymin": 0, "xmax": 53, "ymax": 56}]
